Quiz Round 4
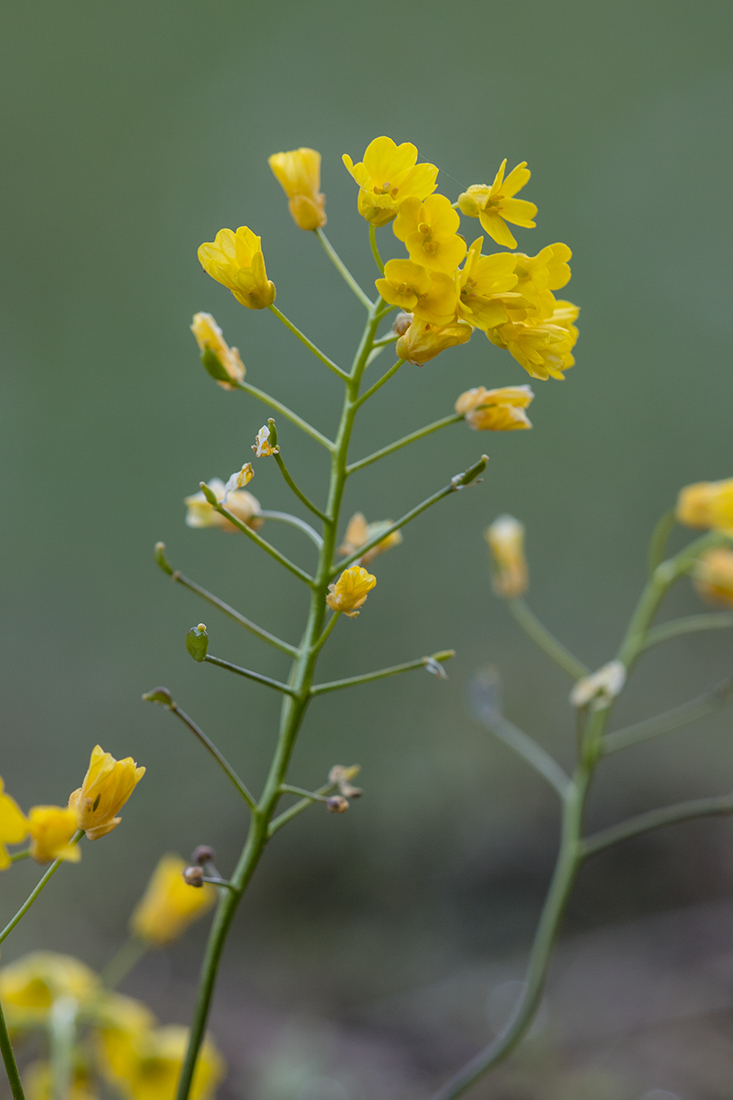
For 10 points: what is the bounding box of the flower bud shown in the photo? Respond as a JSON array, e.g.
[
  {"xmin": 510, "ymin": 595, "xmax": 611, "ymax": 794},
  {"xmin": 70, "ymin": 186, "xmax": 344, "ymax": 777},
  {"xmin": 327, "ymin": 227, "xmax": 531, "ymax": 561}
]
[
  {"xmin": 186, "ymin": 624, "xmax": 208, "ymax": 662},
  {"xmin": 676, "ymin": 478, "xmax": 733, "ymax": 533},
  {"xmin": 326, "ymin": 796, "xmax": 349, "ymax": 814},
  {"xmin": 183, "ymin": 865, "xmax": 205, "ymax": 887},
  {"xmin": 142, "ymin": 687, "xmax": 174, "ymax": 706},
  {"xmin": 191, "ymin": 313, "xmax": 246, "ymax": 391},
  {"xmin": 396, "ymin": 317, "xmax": 471, "ymax": 365},
  {"xmin": 455, "ymin": 385, "xmax": 534, "ymax": 431},
  {"xmin": 192, "ymin": 845, "xmax": 216, "ymax": 865},
  {"xmin": 154, "ymin": 542, "xmax": 173, "ymax": 575},
  {"xmin": 393, "ymin": 311, "xmax": 414, "ymax": 336},
  {"xmin": 485, "ymin": 515, "xmax": 528, "ymax": 598}
]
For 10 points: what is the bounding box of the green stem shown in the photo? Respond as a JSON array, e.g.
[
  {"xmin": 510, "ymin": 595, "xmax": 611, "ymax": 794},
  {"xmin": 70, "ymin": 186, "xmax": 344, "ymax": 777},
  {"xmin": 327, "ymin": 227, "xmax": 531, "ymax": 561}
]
[
  {"xmin": 234, "ymin": 380, "xmax": 334, "ymax": 451},
  {"xmin": 369, "ymin": 224, "xmax": 385, "ymax": 274},
  {"xmin": 508, "ymin": 600, "xmax": 589, "ymax": 681},
  {"xmin": 0, "ymin": 833, "xmax": 83, "ymax": 948},
  {"xmin": 268, "ymin": 303, "xmax": 349, "ymax": 380},
  {"xmin": 203, "ymin": 655, "xmax": 295, "ymax": 696},
  {"xmin": 643, "ymin": 612, "xmax": 733, "ymax": 650},
  {"xmin": 347, "ymin": 414, "xmax": 462, "ymax": 475},
  {"xmin": 0, "ymin": 997, "xmax": 25, "ymax": 1100},
  {"xmin": 168, "ymin": 703, "xmax": 257, "ymax": 810},
  {"xmin": 648, "ymin": 509, "xmax": 676, "ymax": 577},
  {"xmin": 49, "ymin": 996, "xmax": 77, "ymax": 1100},
  {"xmin": 603, "ymin": 672, "xmax": 733, "ymax": 754},
  {"xmin": 271, "ymin": 454, "xmax": 328, "ymax": 522},
  {"xmin": 354, "ymin": 360, "xmax": 405, "ymax": 408},
  {"xmin": 100, "ymin": 936, "xmax": 149, "ymax": 989},
  {"xmin": 581, "ymin": 793, "xmax": 733, "ymax": 857},
  {"xmin": 170, "ymin": 570, "xmax": 297, "ymax": 656},
  {"xmin": 312, "ymin": 611, "xmax": 340, "ymax": 655},
  {"xmin": 279, "ymin": 784, "xmax": 329, "ymax": 802},
  {"xmin": 314, "ymin": 228, "xmax": 372, "ymax": 309},
  {"xmin": 260, "ymin": 508, "xmax": 324, "ymax": 547},
  {"xmin": 8, "ymin": 850, "xmax": 30, "ymax": 863},
  {"xmin": 474, "ymin": 708, "xmax": 570, "ymax": 798},
  {"xmin": 213, "ymin": 502, "xmax": 314, "ymax": 586},
  {"xmin": 268, "ymin": 782, "xmax": 338, "ymax": 837},
  {"xmin": 311, "ymin": 650, "xmax": 454, "ymax": 695}
]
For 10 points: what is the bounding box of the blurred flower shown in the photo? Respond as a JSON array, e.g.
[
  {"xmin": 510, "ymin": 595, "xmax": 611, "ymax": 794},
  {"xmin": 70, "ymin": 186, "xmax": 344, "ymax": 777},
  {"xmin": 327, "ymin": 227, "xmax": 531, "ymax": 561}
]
[
  {"xmin": 338, "ymin": 513, "xmax": 402, "ymax": 566},
  {"xmin": 676, "ymin": 478, "xmax": 733, "ymax": 534},
  {"xmin": 328, "ymin": 765, "xmax": 362, "ymax": 799},
  {"xmin": 485, "ymin": 516, "xmax": 528, "ymax": 598},
  {"xmin": 100, "ymin": 1023, "xmax": 224, "ymax": 1100},
  {"xmin": 457, "ymin": 160, "xmax": 537, "ymax": 249},
  {"xmin": 455, "ymin": 385, "xmax": 534, "ymax": 431},
  {"xmin": 456, "ymin": 238, "xmax": 522, "ymax": 331},
  {"xmin": 130, "ymin": 855, "xmax": 217, "ymax": 947},
  {"xmin": 197, "ymin": 226, "xmax": 275, "ymax": 309},
  {"xmin": 693, "ymin": 548, "xmax": 733, "ymax": 608},
  {"xmin": 251, "ymin": 425, "xmax": 280, "ymax": 457},
  {"xmin": 69, "ymin": 746, "xmax": 145, "ymax": 841},
  {"xmin": 96, "ymin": 993, "xmax": 157, "ymax": 1084},
  {"xmin": 0, "ymin": 953, "xmax": 99, "ymax": 1027},
  {"xmin": 185, "ymin": 478, "xmax": 262, "ymax": 532},
  {"xmin": 25, "ymin": 1060, "xmax": 97, "ymax": 1100},
  {"xmin": 393, "ymin": 194, "xmax": 467, "ymax": 273},
  {"xmin": 488, "ymin": 300, "xmax": 579, "ymax": 380},
  {"xmin": 268, "ymin": 147, "xmax": 326, "ymax": 230},
  {"xmin": 376, "ymin": 260, "xmax": 457, "ymax": 326},
  {"xmin": 570, "ymin": 660, "xmax": 626, "ymax": 709},
  {"xmin": 342, "ymin": 136, "xmax": 438, "ymax": 227},
  {"xmin": 396, "ymin": 317, "xmax": 472, "ymax": 365},
  {"xmin": 0, "ymin": 777, "xmax": 28, "ymax": 870},
  {"xmin": 511, "ymin": 244, "xmax": 572, "ymax": 318},
  {"xmin": 190, "ymin": 313, "xmax": 245, "ymax": 390},
  {"xmin": 28, "ymin": 805, "xmax": 80, "ymax": 864},
  {"xmin": 326, "ymin": 566, "xmax": 377, "ymax": 618}
]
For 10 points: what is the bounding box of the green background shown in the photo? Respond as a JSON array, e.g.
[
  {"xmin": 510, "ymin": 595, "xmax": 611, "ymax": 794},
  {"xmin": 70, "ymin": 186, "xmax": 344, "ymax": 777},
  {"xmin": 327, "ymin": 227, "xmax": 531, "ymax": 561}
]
[{"xmin": 2, "ymin": 2, "xmax": 733, "ymax": 1096}]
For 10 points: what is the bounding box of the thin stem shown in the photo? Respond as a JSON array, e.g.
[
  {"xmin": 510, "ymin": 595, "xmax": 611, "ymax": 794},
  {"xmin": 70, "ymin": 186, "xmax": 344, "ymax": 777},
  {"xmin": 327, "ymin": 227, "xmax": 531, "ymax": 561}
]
[
  {"xmin": 214, "ymin": 502, "xmax": 315, "ymax": 586},
  {"xmin": 171, "ymin": 570, "xmax": 298, "ymax": 656},
  {"xmin": 101, "ymin": 936, "xmax": 149, "ymax": 989},
  {"xmin": 311, "ymin": 650, "xmax": 454, "ymax": 695},
  {"xmin": 347, "ymin": 414, "xmax": 462, "ymax": 474},
  {"xmin": 9, "ymin": 849, "xmax": 30, "ymax": 863},
  {"xmin": 603, "ymin": 672, "xmax": 733, "ymax": 754},
  {"xmin": 203, "ymin": 655, "xmax": 296, "ymax": 696},
  {"xmin": 369, "ymin": 223, "xmax": 385, "ymax": 274},
  {"xmin": 0, "ymin": 832, "xmax": 83, "ymax": 947},
  {"xmin": 372, "ymin": 332, "xmax": 398, "ymax": 348},
  {"xmin": 648, "ymin": 509, "xmax": 676, "ymax": 577},
  {"xmin": 312, "ymin": 611, "xmax": 340, "ymax": 655},
  {"xmin": 643, "ymin": 612, "xmax": 733, "ymax": 650},
  {"xmin": 234, "ymin": 380, "xmax": 334, "ymax": 451},
  {"xmin": 0, "ymin": 997, "xmax": 25, "ymax": 1100},
  {"xmin": 271, "ymin": 453, "xmax": 328, "ymax": 522},
  {"xmin": 354, "ymin": 360, "xmax": 405, "ymax": 408},
  {"xmin": 581, "ymin": 794, "xmax": 733, "ymax": 857},
  {"xmin": 509, "ymin": 600, "xmax": 589, "ymax": 681},
  {"xmin": 279, "ymin": 784, "xmax": 329, "ymax": 802},
  {"xmin": 314, "ymin": 228, "xmax": 372, "ymax": 309},
  {"xmin": 268, "ymin": 303, "xmax": 349, "ymax": 380},
  {"xmin": 269, "ymin": 782, "xmax": 338, "ymax": 837},
  {"xmin": 167, "ymin": 703, "xmax": 258, "ymax": 810},
  {"xmin": 260, "ymin": 508, "xmax": 324, "ymax": 547},
  {"xmin": 474, "ymin": 708, "xmax": 570, "ymax": 799}
]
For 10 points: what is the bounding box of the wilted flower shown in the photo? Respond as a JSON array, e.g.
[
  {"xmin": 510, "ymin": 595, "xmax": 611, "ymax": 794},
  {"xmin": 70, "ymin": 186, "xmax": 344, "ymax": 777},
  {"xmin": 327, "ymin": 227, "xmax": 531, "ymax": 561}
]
[
  {"xmin": 396, "ymin": 317, "xmax": 472, "ymax": 365},
  {"xmin": 0, "ymin": 777, "xmax": 28, "ymax": 870},
  {"xmin": 339, "ymin": 513, "xmax": 402, "ymax": 566},
  {"xmin": 457, "ymin": 160, "xmax": 537, "ymax": 249},
  {"xmin": 251, "ymin": 425, "xmax": 280, "ymax": 457},
  {"xmin": 224, "ymin": 463, "xmax": 254, "ymax": 493},
  {"xmin": 376, "ymin": 259, "xmax": 457, "ymax": 326},
  {"xmin": 326, "ymin": 566, "xmax": 377, "ymax": 617},
  {"xmin": 342, "ymin": 136, "xmax": 438, "ymax": 227},
  {"xmin": 68, "ymin": 746, "xmax": 145, "ymax": 841},
  {"xmin": 570, "ymin": 661, "xmax": 626, "ymax": 709},
  {"xmin": 693, "ymin": 548, "xmax": 733, "ymax": 608},
  {"xmin": 28, "ymin": 805, "xmax": 80, "ymax": 864},
  {"xmin": 328, "ymin": 765, "xmax": 363, "ymax": 799},
  {"xmin": 393, "ymin": 194, "xmax": 467, "ymax": 273},
  {"xmin": 485, "ymin": 515, "xmax": 528, "ymax": 598},
  {"xmin": 0, "ymin": 953, "xmax": 99, "ymax": 1027},
  {"xmin": 455, "ymin": 385, "xmax": 534, "ymax": 431},
  {"xmin": 131, "ymin": 855, "xmax": 217, "ymax": 947},
  {"xmin": 489, "ymin": 301, "xmax": 579, "ymax": 380},
  {"xmin": 190, "ymin": 313, "xmax": 245, "ymax": 390},
  {"xmin": 185, "ymin": 478, "xmax": 262, "ymax": 532},
  {"xmin": 268, "ymin": 147, "xmax": 326, "ymax": 230},
  {"xmin": 197, "ymin": 226, "xmax": 275, "ymax": 309},
  {"xmin": 676, "ymin": 478, "xmax": 733, "ymax": 534}
]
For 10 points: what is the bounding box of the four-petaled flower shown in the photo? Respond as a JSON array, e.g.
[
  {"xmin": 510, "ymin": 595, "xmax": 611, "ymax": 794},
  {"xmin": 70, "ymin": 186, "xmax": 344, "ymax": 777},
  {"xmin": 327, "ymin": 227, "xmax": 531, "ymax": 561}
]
[
  {"xmin": 268, "ymin": 147, "xmax": 327, "ymax": 230},
  {"xmin": 393, "ymin": 194, "xmax": 466, "ymax": 274},
  {"xmin": 342, "ymin": 136, "xmax": 438, "ymax": 227},
  {"xmin": 326, "ymin": 566, "xmax": 377, "ymax": 618},
  {"xmin": 376, "ymin": 259, "xmax": 457, "ymax": 326},
  {"xmin": 456, "ymin": 385, "xmax": 534, "ymax": 431},
  {"xmin": 456, "ymin": 238, "xmax": 523, "ymax": 331},
  {"xmin": 458, "ymin": 160, "xmax": 537, "ymax": 249},
  {"xmin": 69, "ymin": 745, "xmax": 145, "ymax": 841},
  {"xmin": 198, "ymin": 226, "xmax": 275, "ymax": 309}
]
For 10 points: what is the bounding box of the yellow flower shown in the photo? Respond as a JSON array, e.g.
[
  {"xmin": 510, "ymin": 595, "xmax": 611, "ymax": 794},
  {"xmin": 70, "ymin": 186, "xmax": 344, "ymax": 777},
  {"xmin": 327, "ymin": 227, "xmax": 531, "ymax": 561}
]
[
  {"xmin": 190, "ymin": 313, "xmax": 245, "ymax": 391},
  {"xmin": 456, "ymin": 238, "xmax": 524, "ymax": 331},
  {"xmin": 0, "ymin": 777, "xmax": 28, "ymax": 870},
  {"xmin": 0, "ymin": 953, "xmax": 99, "ymax": 1027},
  {"xmin": 131, "ymin": 855, "xmax": 217, "ymax": 947},
  {"xmin": 25, "ymin": 1060, "xmax": 97, "ymax": 1100},
  {"xmin": 392, "ymin": 195, "xmax": 467, "ymax": 274},
  {"xmin": 68, "ymin": 746, "xmax": 145, "ymax": 841},
  {"xmin": 457, "ymin": 160, "xmax": 537, "ymax": 249},
  {"xmin": 455, "ymin": 385, "xmax": 534, "ymax": 431},
  {"xmin": 395, "ymin": 317, "xmax": 472, "ymax": 365},
  {"xmin": 485, "ymin": 515, "xmax": 528, "ymax": 598},
  {"xmin": 693, "ymin": 548, "xmax": 733, "ymax": 608},
  {"xmin": 338, "ymin": 513, "xmax": 403, "ymax": 567},
  {"xmin": 268, "ymin": 147, "xmax": 327, "ymax": 230},
  {"xmin": 676, "ymin": 478, "xmax": 733, "ymax": 534},
  {"xmin": 511, "ymin": 244, "xmax": 572, "ymax": 318},
  {"xmin": 224, "ymin": 463, "xmax": 254, "ymax": 492},
  {"xmin": 375, "ymin": 259, "xmax": 458, "ymax": 326},
  {"xmin": 28, "ymin": 805, "xmax": 80, "ymax": 864},
  {"xmin": 342, "ymin": 136, "xmax": 438, "ymax": 227},
  {"xmin": 96, "ymin": 993, "xmax": 157, "ymax": 1083},
  {"xmin": 251, "ymin": 425, "xmax": 280, "ymax": 457},
  {"xmin": 326, "ymin": 566, "xmax": 377, "ymax": 618},
  {"xmin": 489, "ymin": 300, "xmax": 579, "ymax": 380},
  {"xmin": 197, "ymin": 226, "xmax": 275, "ymax": 309},
  {"xmin": 102, "ymin": 1024, "xmax": 224, "ymax": 1100},
  {"xmin": 185, "ymin": 478, "xmax": 262, "ymax": 532}
]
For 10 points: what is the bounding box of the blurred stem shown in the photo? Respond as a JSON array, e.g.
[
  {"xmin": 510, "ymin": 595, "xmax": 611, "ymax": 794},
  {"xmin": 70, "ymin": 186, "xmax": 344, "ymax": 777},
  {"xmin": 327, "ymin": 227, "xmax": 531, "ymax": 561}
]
[
  {"xmin": 603, "ymin": 671, "xmax": 733, "ymax": 754},
  {"xmin": 260, "ymin": 508, "xmax": 324, "ymax": 547},
  {"xmin": 643, "ymin": 612, "xmax": 733, "ymax": 650},
  {"xmin": 647, "ymin": 509, "xmax": 676, "ymax": 576},
  {"xmin": 311, "ymin": 650, "xmax": 455, "ymax": 695},
  {"xmin": 49, "ymin": 996, "xmax": 77, "ymax": 1100},
  {"xmin": 268, "ymin": 304, "xmax": 349, "ymax": 380},
  {"xmin": 8, "ymin": 849, "xmax": 30, "ymax": 863},
  {"xmin": 101, "ymin": 936, "xmax": 149, "ymax": 989},
  {"xmin": 581, "ymin": 793, "xmax": 733, "ymax": 857},
  {"xmin": 0, "ymin": 997, "xmax": 25, "ymax": 1100},
  {"xmin": 0, "ymin": 833, "xmax": 83, "ymax": 948},
  {"xmin": 369, "ymin": 224, "xmax": 385, "ymax": 274},
  {"xmin": 346, "ymin": 414, "xmax": 462, "ymax": 474},
  {"xmin": 508, "ymin": 600, "xmax": 589, "ymax": 681},
  {"xmin": 476, "ymin": 709, "xmax": 570, "ymax": 798},
  {"xmin": 314, "ymin": 228, "xmax": 372, "ymax": 309}
]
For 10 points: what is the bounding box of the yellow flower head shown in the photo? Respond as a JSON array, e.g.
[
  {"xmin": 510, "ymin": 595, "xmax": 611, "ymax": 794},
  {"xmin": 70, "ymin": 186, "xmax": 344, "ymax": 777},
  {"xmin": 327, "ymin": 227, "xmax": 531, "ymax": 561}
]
[
  {"xmin": 185, "ymin": 478, "xmax": 262, "ymax": 532},
  {"xmin": 511, "ymin": 244, "xmax": 572, "ymax": 319},
  {"xmin": 197, "ymin": 226, "xmax": 275, "ymax": 310},
  {"xmin": 268, "ymin": 147, "xmax": 327, "ymax": 230},
  {"xmin": 457, "ymin": 160, "xmax": 537, "ymax": 249},
  {"xmin": 485, "ymin": 515, "xmax": 528, "ymax": 598},
  {"xmin": 25, "ymin": 1060, "xmax": 97, "ymax": 1100},
  {"xmin": 190, "ymin": 313, "xmax": 245, "ymax": 390},
  {"xmin": 0, "ymin": 953, "xmax": 99, "ymax": 1027},
  {"xmin": 456, "ymin": 239, "xmax": 523, "ymax": 331},
  {"xmin": 342, "ymin": 136, "xmax": 438, "ymax": 227},
  {"xmin": 338, "ymin": 513, "xmax": 403, "ymax": 567},
  {"xmin": 456, "ymin": 385, "xmax": 534, "ymax": 431},
  {"xmin": 489, "ymin": 300, "xmax": 579, "ymax": 380},
  {"xmin": 102, "ymin": 1023, "xmax": 224, "ymax": 1100},
  {"xmin": 393, "ymin": 195, "xmax": 467, "ymax": 274},
  {"xmin": 28, "ymin": 805, "xmax": 80, "ymax": 864},
  {"xmin": 676, "ymin": 478, "xmax": 733, "ymax": 534},
  {"xmin": 131, "ymin": 855, "xmax": 217, "ymax": 947},
  {"xmin": 0, "ymin": 777, "xmax": 28, "ymax": 871},
  {"xmin": 376, "ymin": 259, "xmax": 458, "ymax": 326},
  {"xmin": 693, "ymin": 548, "xmax": 733, "ymax": 609},
  {"xmin": 326, "ymin": 566, "xmax": 377, "ymax": 618},
  {"xmin": 68, "ymin": 746, "xmax": 145, "ymax": 841},
  {"xmin": 251, "ymin": 425, "xmax": 280, "ymax": 457},
  {"xmin": 96, "ymin": 993, "xmax": 157, "ymax": 1084},
  {"xmin": 395, "ymin": 317, "xmax": 472, "ymax": 366}
]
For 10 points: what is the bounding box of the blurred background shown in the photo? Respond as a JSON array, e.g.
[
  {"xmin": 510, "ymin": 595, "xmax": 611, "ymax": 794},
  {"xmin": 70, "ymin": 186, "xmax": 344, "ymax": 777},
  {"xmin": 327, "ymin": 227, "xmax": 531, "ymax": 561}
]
[{"xmin": 2, "ymin": 1, "xmax": 733, "ymax": 1097}]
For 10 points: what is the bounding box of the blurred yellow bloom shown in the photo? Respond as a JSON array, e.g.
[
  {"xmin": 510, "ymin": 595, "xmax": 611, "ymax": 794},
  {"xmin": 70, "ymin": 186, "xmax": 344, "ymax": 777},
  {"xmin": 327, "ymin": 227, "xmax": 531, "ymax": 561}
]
[
  {"xmin": 342, "ymin": 136, "xmax": 438, "ymax": 227},
  {"xmin": 251, "ymin": 425, "xmax": 279, "ymax": 457},
  {"xmin": 339, "ymin": 513, "xmax": 403, "ymax": 567},
  {"xmin": 28, "ymin": 805, "xmax": 80, "ymax": 864},
  {"xmin": 694, "ymin": 548, "xmax": 733, "ymax": 608},
  {"xmin": 190, "ymin": 313, "xmax": 245, "ymax": 391},
  {"xmin": 0, "ymin": 953, "xmax": 99, "ymax": 1027},
  {"xmin": 676, "ymin": 478, "xmax": 733, "ymax": 534},
  {"xmin": 0, "ymin": 777, "xmax": 28, "ymax": 870},
  {"xmin": 268, "ymin": 147, "xmax": 326, "ymax": 230},
  {"xmin": 457, "ymin": 160, "xmax": 537, "ymax": 249},
  {"xmin": 185, "ymin": 478, "xmax": 262, "ymax": 532},
  {"xmin": 96, "ymin": 993, "xmax": 157, "ymax": 1083},
  {"xmin": 326, "ymin": 566, "xmax": 377, "ymax": 618},
  {"xmin": 197, "ymin": 226, "xmax": 275, "ymax": 309},
  {"xmin": 456, "ymin": 385, "xmax": 534, "ymax": 431},
  {"xmin": 456, "ymin": 238, "xmax": 523, "ymax": 331},
  {"xmin": 376, "ymin": 259, "xmax": 457, "ymax": 326},
  {"xmin": 511, "ymin": 244, "xmax": 572, "ymax": 318},
  {"xmin": 69, "ymin": 746, "xmax": 145, "ymax": 841},
  {"xmin": 393, "ymin": 195, "xmax": 467, "ymax": 273},
  {"xmin": 489, "ymin": 300, "xmax": 579, "ymax": 380},
  {"xmin": 25, "ymin": 1061, "xmax": 97, "ymax": 1100},
  {"xmin": 103, "ymin": 1024, "xmax": 224, "ymax": 1100},
  {"xmin": 485, "ymin": 515, "xmax": 528, "ymax": 598},
  {"xmin": 131, "ymin": 855, "xmax": 216, "ymax": 947}
]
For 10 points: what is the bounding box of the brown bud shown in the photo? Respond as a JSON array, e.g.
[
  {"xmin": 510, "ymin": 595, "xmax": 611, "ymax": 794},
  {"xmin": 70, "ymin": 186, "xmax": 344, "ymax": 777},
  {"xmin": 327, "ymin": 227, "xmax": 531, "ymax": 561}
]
[
  {"xmin": 326, "ymin": 795, "xmax": 349, "ymax": 814},
  {"xmin": 393, "ymin": 311, "xmax": 413, "ymax": 336},
  {"xmin": 192, "ymin": 845, "xmax": 216, "ymax": 866},
  {"xmin": 183, "ymin": 865, "xmax": 205, "ymax": 887}
]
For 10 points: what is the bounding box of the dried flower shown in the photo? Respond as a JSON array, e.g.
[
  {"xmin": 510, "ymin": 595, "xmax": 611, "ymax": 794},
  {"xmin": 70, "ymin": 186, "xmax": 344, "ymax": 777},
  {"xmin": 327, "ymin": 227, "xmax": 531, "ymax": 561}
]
[
  {"xmin": 326, "ymin": 566, "xmax": 377, "ymax": 618},
  {"xmin": 251, "ymin": 425, "xmax": 280, "ymax": 457},
  {"xmin": 396, "ymin": 317, "xmax": 472, "ymax": 365},
  {"xmin": 693, "ymin": 548, "xmax": 733, "ymax": 608},
  {"xmin": 190, "ymin": 313, "xmax": 245, "ymax": 390}
]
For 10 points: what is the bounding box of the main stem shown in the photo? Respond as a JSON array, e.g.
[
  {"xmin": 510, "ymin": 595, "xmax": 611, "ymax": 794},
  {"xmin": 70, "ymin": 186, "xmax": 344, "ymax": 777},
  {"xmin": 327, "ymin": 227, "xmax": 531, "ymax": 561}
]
[{"xmin": 174, "ymin": 302, "xmax": 383, "ymax": 1100}]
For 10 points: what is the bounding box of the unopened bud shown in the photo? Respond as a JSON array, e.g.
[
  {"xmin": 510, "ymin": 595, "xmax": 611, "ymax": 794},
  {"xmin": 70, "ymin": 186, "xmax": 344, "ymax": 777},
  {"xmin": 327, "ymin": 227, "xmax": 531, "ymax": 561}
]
[
  {"xmin": 192, "ymin": 845, "xmax": 216, "ymax": 865},
  {"xmin": 186, "ymin": 624, "xmax": 209, "ymax": 662},
  {"xmin": 201, "ymin": 347, "xmax": 233, "ymax": 383},
  {"xmin": 142, "ymin": 687, "xmax": 174, "ymax": 706},
  {"xmin": 154, "ymin": 542, "xmax": 173, "ymax": 575},
  {"xmin": 200, "ymin": 482, "xmax": 218, "ymax": 506},
  {"xmin": 183, "ymin": 865, "xmax": 205, "ymax": 887},
  {"xmin": 393, "ymin": 311, "xmax": 413, "ymax": 336},
  {"xmin": 485, "ymin": 515, "xmax": 528, "ymax": 599},
  {"xmin": 326, "ymin": 795, "xmax": 349, "ymax": 814}
]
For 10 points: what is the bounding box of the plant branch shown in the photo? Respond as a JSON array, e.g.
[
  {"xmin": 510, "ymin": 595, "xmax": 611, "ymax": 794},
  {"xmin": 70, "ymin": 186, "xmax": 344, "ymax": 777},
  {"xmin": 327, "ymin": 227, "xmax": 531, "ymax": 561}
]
[
  {"xmin": 508, "ymin": 599, "xmax": 590, "ymax": 681},
  {"xmin": 643, "ymin": 612, "xmax": 733, "ymax": 651},
  {"xmin": 369, "ymin": 224, "xmax": 385, "ymax": 274},
  {"xmin": 647, "ymin": 509, "xmax": 676, "ymax": 576},
  {"xmin": 603, "ymin": 672, "xmax": 733, "ymax": 754},
  {"xmin": 311, "ymin": 650, "xmax": 455, "ymax": 696},
  {"xmin": 269, "ymin": 781, "xmax": 338, "ymax": 837},
  {"xmin": 203, "ymin": 655, "xmax": 296, "ymax": 696},
  {"xmin": 314, "ymin": 228, "xmax": 372, "ymax": 309},
  {"xmin": 581, "ymin": 793, "xmax": 733, "ymax": 858},
  {"xmin": 260, "ymin": 508, "xmax": 324, "ymax": 547},
  {"xmin": 472, "ymin": 704, "xmax": 570, "ymax": 798},
  {"xmin": 354, "ymin": 360, "xmax": 405, "ymax": 408},
  {"xmin": 346, "ymin": 414, "xmax": 462, "ymax": 474},
  {"xmin": 0, "ymin": 832, "xmax": 83, "ymax": 948},
  {"xmin": 165, "ymin": 701, "xmax": 258, "ymax": 810},
  {"xmin": 234, "ymin": 380, "xmax": 334, "ymax": 451},
  {"xmin": 270, "ymin": 452, "xmax": 328, "ymax": 522},
  {"xmin": 279, "ymin": 784, "xmax": 330, "ymax": 802},
  {"xmin": 268, "ymin": 303, "xmax": 349, "ymax": 380},
  {"xmin": 0, "ymin": 998, "xmax": 25, "ymax": 1100},
  {"xmin": 213, "ymin": 501, "xmax": 315, "ymax": 586}
]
